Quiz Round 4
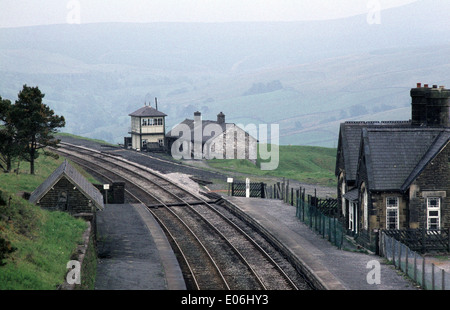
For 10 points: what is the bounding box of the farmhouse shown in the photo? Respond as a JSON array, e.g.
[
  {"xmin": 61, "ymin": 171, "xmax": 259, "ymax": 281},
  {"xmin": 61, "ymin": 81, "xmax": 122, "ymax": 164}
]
[
  {"xmin": 127, "ymin": 101, "xmax": 167, "ymax": 151},
  {"xmin": 336, "ymin": 84, "xmax": 449, "ymax": 238},
  {"xmin": 166, "ymin": 111, "xmax": 258, "ymax": 162},
  {"xmin": 29, "ymin": 160, "xmax": 104, "ymax": 220}
]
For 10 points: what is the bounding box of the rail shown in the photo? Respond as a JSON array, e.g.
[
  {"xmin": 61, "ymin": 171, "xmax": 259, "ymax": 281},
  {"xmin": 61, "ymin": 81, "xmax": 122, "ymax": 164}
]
[{"xmin": 55, "ymin": 142, "xmax": 305, "ymax": 290}]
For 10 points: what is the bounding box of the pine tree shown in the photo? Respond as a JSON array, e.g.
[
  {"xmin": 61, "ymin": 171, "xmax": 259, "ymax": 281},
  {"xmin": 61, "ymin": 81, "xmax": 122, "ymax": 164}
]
[
  {"xmin": 10, "ymin": 85, "xmax": 65, "ymax": 175},
  {"xmin": 0, "ymin": 96, "xmax": 18, "ymax": 172}
]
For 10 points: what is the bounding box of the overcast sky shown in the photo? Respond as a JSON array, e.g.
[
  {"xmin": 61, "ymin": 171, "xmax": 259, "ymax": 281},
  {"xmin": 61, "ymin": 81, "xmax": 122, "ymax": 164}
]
[{"xmin": 1, "ymin": 0, "xmax": 419, "ymax": 28}]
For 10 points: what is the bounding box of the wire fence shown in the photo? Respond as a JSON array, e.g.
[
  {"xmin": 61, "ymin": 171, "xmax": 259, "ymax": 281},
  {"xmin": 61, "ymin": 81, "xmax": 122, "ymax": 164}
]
[
  {"xmin": 296, "ymin": 195, "xmax": 344, "ymax": 249},
  {"xmin": 380, "ymin": 232, "xmax": 449, "ymax": 290}
]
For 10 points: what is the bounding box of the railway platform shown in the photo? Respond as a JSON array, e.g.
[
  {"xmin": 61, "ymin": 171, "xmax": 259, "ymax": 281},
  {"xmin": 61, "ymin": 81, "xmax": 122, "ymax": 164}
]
[
  {"xmin": 95, "ymin": 203, "xmax": 186, "ymax": 290},
  {"xmin": 222, "ymin": 196, "xmax": 419, "ymax": 290}
]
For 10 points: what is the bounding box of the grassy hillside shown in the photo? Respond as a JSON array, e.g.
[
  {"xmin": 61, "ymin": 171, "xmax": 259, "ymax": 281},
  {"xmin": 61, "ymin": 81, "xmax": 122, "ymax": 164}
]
[
  {"xmin": 0, "ymin": 151, "xmax": 97, "ymax": 289},
  {"xmin": 0, "ymin": 189, "xmax": 88, "ymax": 289},
  {"xmin": 207, "ymin": 144, "xmax": 337, "ymax": 187}
]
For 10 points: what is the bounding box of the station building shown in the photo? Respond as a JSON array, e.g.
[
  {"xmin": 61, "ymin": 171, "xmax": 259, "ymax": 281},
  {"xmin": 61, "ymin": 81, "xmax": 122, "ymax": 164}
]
[
  {"xmin": 127, "ymin": 102, "xmax": 167, "ymax": 151},
  {"xmin": 166, "ymin": 111, "xmax": 258, "ymax": 162},
  {"xmin": 336, "ymin": 84, "xmax": 450, "ymax": 238}
]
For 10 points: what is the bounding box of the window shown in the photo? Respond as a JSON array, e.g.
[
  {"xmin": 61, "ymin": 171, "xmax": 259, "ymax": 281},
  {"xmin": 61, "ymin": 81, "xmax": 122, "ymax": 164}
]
[
  {"xmin": 386, "ymin": 197, "xmax": 399, "ymax": 230},
  {"xmin": 157, "ymin": 118, "xmax": 163, "ymax": 126},
  {"xmin": 158, "ymin": 139, "xmax": 164, "ymax": 146},
  {"xmin": 427, "ymin": 197, "xmax": 441, "ymax": 231},
  {"xmin": 349, "ymin": 202, "xmax": 356, "ymax": 232},
  {"xmin": 362, "ymin": 185, "xmax": 368, "ymax": 230},
  {"xmin": 148, "ymin": 118, "xmax": 153, "ymax": 126},
  {"xmin": 341, "ymin": 174, "xmax": 346, "ymax": 217}
]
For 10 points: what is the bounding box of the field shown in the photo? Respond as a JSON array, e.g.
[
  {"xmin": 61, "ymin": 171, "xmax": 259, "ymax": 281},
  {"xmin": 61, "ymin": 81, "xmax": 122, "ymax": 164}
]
[{"xmin": 206, "ymin": 144, "xmax": 337, "ymax": 187}]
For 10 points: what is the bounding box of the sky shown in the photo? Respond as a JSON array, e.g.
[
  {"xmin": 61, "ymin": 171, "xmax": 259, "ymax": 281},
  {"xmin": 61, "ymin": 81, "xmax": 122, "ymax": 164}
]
[{"xmin": 0, "ymin": 0, "xmax": 420, "ymax": 28}]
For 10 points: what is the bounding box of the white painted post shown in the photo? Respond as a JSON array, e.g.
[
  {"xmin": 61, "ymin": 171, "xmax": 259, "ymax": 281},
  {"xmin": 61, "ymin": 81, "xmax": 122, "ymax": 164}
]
[
  {"xmin": 246, "ymin": 178, "xmax": 250, "ymax": 198},
  {"xmin": 227, "ymin": 178, "xmax": 233, "ymax": 196},
  {"xmin": 103, "ymin": 184, "xmax": 110, "ymax": 205}
]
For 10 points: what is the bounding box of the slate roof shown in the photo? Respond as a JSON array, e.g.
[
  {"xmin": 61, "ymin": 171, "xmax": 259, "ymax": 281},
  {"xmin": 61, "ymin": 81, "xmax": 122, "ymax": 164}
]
[
  {"xmin": 401, "ymin": 129, "xmax": 450, "ymax": 191},
  {"xmin": 166, "ymin": 117, "xmax": 257, "ymax": 144},
  {"xmin": 29, "ymin": 160, "xmax": 104, "ymax": 211},
  {"xmin": 129, "ymin": 106, "xmax": 167, "ymax": 117},
  {"xmin": 166, "ymin": 118, "xmax": 228, "ymax": 143},
  {"xmin": 343, "ymin": 188, "xmax": 359, "ymax": 202},
  {"xmin": 336, "ymin": 121, "xmax": 411, "ymax": 181},
  {"xmin": 359, "ymin": 127, "xmax": 449, "ymax": 191}
]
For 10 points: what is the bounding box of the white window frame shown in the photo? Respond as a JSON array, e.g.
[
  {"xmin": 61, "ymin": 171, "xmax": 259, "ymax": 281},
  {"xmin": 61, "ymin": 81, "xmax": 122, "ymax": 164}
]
[
  {"xmin": 349, "ymin": 202, "xmax": 357, "ymax": 233},
  {"xmin": 427, "ymin": 197, "xmax": 441, "ymax": 231},
  {"xmin": 386, "ymin": 197, "xmax": 399, "ymax": 230},
  {"xmin": 341, "ymin": 177, "xmax": 346, "ymax": 217},
  {"xmin": 362, "ymin": 185, "xmax": 368, "ymax": 230}
]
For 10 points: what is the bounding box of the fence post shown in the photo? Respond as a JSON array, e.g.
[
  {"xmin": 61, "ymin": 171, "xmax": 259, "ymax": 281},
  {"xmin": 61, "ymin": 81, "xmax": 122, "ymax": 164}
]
[
  {"xmin": 392, "ymin": 237, "xmax": 396, "ymax": 267},
  {"xmin": 432, "ymin": 263, "xmax": 435, "ymax": 290},
  {"xmin": 334, "ymin": 218, "xmax": 337, "ymax": 245},
  {"xmin": 328, "ymin": 217, "xmax": 331, "ymax": 242},
  {"xmin": 405, "ymin": 244, "xmax": 409, "ymax": 276},
  {"xmin": 422, "ymin": 256, "xmax": 426, "ymax": 289},
  {"xmin": 442, "ymin": 269, "xmax": 445, "ymax": 291},
  {"xmin": 302, "ymin": 188, "xmax": 305, "ymax": 221},
  {"xmin": 322, "ymin": 215, "xmax": 325, "ymax": 238},
  {"xmin": 414, "ymin": 252, "xmax": 417, "ymax": 283},
  {"xmin": 422, "ymin": 228, "xmax": 426, "ymax": 254}
]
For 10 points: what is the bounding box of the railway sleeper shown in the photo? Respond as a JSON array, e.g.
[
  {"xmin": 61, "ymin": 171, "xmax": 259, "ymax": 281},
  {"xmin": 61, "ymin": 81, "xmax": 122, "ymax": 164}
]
[{"xmin": 147, "ymin": 200, "xmax": 219, "ymax": 208}]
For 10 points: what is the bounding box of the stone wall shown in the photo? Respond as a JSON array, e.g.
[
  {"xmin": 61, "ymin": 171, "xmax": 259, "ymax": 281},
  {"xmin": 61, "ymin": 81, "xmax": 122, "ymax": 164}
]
[
  {"xmin": 409, "ymin": 143, "xmax": 450, "ymax": 229},
  {"xmin": 59, "ymin": 222, "xmax": 95, "ymax": 290},
  {"xmin": 38, "ymin": 177, "xmax": 94, "ymax": 215}
]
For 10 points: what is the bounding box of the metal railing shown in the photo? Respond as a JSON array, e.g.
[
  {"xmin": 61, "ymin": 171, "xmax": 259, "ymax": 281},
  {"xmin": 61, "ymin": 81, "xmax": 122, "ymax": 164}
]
[
  {"xmin": 379, "ymin": 232, "xmax": 449, "ymax": 290},
  {"xmin": 296, "ymin": 195, "xmax": 344, "ymax": 249}
]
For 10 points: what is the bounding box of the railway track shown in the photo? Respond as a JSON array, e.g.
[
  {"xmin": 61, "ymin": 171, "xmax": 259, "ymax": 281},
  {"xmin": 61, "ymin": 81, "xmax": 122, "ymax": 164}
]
[{"xmin": 53, "ymin": 142, "xmax": 313, "ymax": 290}]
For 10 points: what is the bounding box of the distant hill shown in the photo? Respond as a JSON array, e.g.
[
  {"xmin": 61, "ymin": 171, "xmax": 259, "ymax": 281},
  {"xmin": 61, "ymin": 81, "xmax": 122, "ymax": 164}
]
[{"xmin": 1, "ymin": 0, "xmax": 449, "ymax": 147}]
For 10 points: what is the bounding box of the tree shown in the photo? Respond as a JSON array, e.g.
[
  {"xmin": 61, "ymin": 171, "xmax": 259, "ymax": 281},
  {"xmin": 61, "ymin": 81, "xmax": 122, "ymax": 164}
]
[
  {"xmin": 10, "ymin": 85, "xmax": 65, "ymax": 175},
  {"xmin": 0, "ymin": 96, "xmax": 19, "ymax": 173}
]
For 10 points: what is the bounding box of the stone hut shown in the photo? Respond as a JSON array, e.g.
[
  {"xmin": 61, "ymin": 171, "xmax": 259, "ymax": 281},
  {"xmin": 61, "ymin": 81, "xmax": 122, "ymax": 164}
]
[{"xmin": 29, "ymin": 160, "xmax": 104, "ymax": 220}]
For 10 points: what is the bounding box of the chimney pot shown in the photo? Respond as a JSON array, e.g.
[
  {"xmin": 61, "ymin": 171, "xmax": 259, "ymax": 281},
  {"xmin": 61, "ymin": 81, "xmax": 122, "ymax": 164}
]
[
  {"xmin": 433, "ymin": 85, "xmax": 438, "ymax": 88},
  {"xmin": 424, "ymin": 84, "xmax": 429, "ymax": 88},
  {"xmin": 217, "ymin": 112, "xmax": 225, "ymax": 124},
  {"xmin": 417, "ymin": 83, "xmax": 421, "ymax": 88},
  {"xmin": 194, "ymin": 111, "xmax": 202, "ymax": 123}
]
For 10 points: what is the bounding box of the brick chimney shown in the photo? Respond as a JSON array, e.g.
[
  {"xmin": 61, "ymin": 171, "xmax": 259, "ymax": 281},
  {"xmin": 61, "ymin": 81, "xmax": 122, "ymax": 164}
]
[
  {"xmin": 194, "ymin": 111, "xmax": 202, "ymax": 123},
  {"xmin": 217, "ymin": 112, "xmax": 225, "ymax": 124},
  {"xmin": 411, "ymin": 84, "xmax": 450, "ymax": 127}
]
